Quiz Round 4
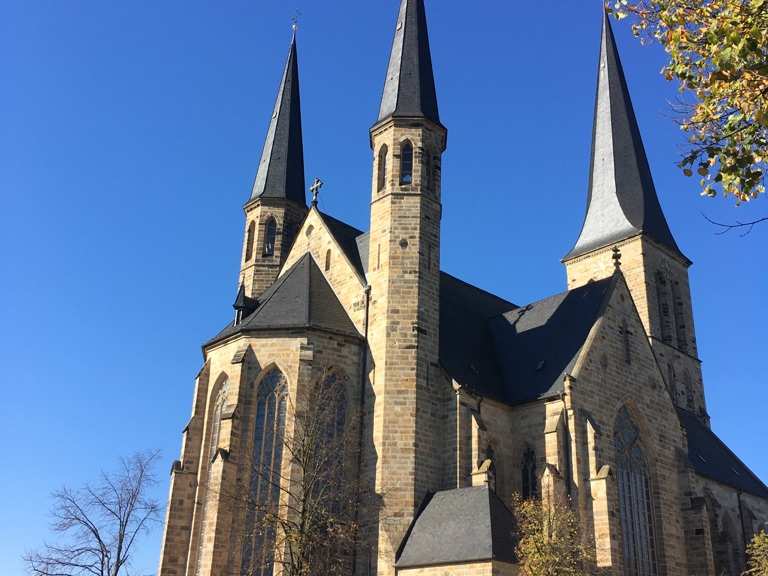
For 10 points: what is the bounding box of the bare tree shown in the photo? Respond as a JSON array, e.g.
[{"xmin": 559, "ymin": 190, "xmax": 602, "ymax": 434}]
[
  {"xmin": 227, "ymin": 369, "xmax": 358, "ymax": 576},
  {"xmin": 24, "ymin": 451, "xmax": 162, "ymax": 576}
]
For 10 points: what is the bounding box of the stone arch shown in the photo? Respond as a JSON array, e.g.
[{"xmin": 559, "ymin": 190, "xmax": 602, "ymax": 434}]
[
  {"xmin": 519, "ymin": 442, "xmax": 538, "ymax": 500},
  {"xmin": 377, "ymin": 143, "xmax": 388, "ymax": 192},
  {"xmin": 245, "ymin": 220, "xmax": 256, "ymax": 262}
]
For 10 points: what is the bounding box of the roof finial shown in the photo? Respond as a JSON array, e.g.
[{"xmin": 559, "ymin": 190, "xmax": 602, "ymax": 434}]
[
  {"xmin": 291, "ymin": 10, "xmax": 301, "ymax": 35},
  {"xmin": 612, "ymin": 246, "xmax": 622, "ymax": 269},
  {"xmin": 310, "ymin": 177, "xmax": 324, "ymax": 207}
]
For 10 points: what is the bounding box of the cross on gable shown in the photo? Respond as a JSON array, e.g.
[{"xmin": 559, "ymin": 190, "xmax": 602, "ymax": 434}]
[{"xmin": 310, "ymin": 178, "xmax": 324, "ymax": 207}]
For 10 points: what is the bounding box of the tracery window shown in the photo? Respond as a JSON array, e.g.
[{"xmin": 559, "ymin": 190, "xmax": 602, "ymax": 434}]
[
  {"xmin": 241, "ymin": 369, "xmax": 288, "ymax": 576},
  {"xmin": 377, "ymin": 145, "xmax": 388, "ymax": 192},
  {"xmin": 400, "ymin": 141, "xmax": 413, "ymax": 185},
  {"xmin": 614, "ymin": 407, "xmax": 658, "ymax": 576},
  {"xmin": 263, "ymin": 218, "xmax": 277, "ymax": 257},
  {"xmin": 245, "ymin": 221, "xmax": 256, "ymax": 262},
  {"xmin": 521, "ymin": 446, "xmax": 537, "ymax": 500}
]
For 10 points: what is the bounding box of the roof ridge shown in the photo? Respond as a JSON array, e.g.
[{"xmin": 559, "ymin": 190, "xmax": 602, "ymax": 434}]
[{"xmin": 440, "ymin": 271, "xmax": 517, "ymax": 308}]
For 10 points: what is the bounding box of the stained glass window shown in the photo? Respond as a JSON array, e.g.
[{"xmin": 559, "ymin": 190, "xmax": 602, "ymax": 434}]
[
  {"xmin": 241, "ymin": 369, "xmax": 287, "ymax": 576},
  {"xmin": 400, "ymin": 141, "xmax": 413, "ymax": 185},
  {"xmin": 615, "ymin": 407, "xmax": 658, "ymax": 576}
]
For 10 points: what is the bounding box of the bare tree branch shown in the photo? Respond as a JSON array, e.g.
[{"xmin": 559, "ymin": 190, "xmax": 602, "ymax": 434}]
[
  {"xmin": 702, "ymin": 213, "xmax": 768, "ymax": 236},
  {"xmin": 24, "ymin": 451, "xmax": 162, "ymax": 576}
]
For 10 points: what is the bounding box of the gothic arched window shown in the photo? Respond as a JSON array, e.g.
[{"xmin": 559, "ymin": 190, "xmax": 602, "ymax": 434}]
[
  {"xmin": 400, "ymin": 141, "xmax": 413, "ymax": 185},
  {"xmin": 521, "ymin": 446, "xmax": 537, "ymax": 500},
  {"xmin": 377, "ymin": 145, "xmax": 388, "ymax": 192},
  {"xmin": 614, "ymin": 407, "xmax": 658, "ymax": 576},
  {"xmin": 263, "ymin": 218, "xmax": 277, "ymax": 257},
  {"xmin": 241, "ymin": 369, "xmax": 288, "ymax": 576},
  {"xmin": 245, "ymin": 221, "xmax": 256, "ymax": 262}
]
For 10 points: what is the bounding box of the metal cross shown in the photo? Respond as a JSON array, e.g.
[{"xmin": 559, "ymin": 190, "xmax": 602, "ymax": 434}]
[
  {"xmin": 310, "ymin": 178, "xmax": 324, "ymax": 207},
  {"xmin": 291, "ymin": 10, "xmax": 302, "ymax": 33}
]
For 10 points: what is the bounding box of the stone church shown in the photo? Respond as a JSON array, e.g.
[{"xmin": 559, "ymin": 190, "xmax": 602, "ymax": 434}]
[{"xmin": 157, "ymin": 1, "xmax": 768, "ymax": 575}]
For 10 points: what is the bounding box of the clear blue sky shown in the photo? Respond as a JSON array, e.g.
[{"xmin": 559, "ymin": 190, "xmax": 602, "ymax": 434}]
[{"xmin": 2, "ymin": 1, "xmax": 766, "ymax": 574}]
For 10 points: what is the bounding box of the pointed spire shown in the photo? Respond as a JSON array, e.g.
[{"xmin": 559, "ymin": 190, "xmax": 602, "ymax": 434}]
[
  {"xmin": 250, "ymin": 31, "xmax": 306, "ymax": 205},
  {"xmin": 377, "ymin": 0, "xmax": 440, "ymax": 124},
  {"xmin": 565, "ymin": 13, "xmax": 686, "ymax": 262}
]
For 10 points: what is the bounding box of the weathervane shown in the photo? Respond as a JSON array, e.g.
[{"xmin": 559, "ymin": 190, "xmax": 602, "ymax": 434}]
[
  {"xmin": 310, "ymin": 178, "xmax": 324, "ymax": 207},
  {"xmin": 291, "ymin": 10, "xmax": 302, "ymax": 33}
]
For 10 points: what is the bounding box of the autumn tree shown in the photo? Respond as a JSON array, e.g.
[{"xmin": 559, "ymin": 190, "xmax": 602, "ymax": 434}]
[
  {"xmin": 612, "ymin": 0, "xmax": 767, "ymax": 213},
  {"xmin": 229, "ymin": 369, "xmax": 358, "ymax": 576},
  {"xmin": 746, "ymin": 531, "xmax": 768, "ymax": 576},
  {"xmin": 512, "ymin": 494, "xmax": 595, "ymax": 576},
  {"xmin": 24, "ymin": 451, "xmax": 162, "ymax": 576}
]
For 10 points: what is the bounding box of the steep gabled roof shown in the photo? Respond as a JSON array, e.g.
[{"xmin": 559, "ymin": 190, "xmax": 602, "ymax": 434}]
[
  {"xmin": 378, "ymin": 0, "xmax": 440, "ymax": 124},
  {"xmin": 250, "ymin": 33, "xmax": 306, "ymax": 206},
  {"xmin": 678, "ymin": 408, "xmax": 768, "ymax": 498},
  {"xmin": 316, "ymin": 211, "xmax": 367, "ymax": 279},
  {"xmin": 208, "ymin": 253, "xmax": 359, "ymax": 346},
  {"xmin": 396, "ymin": 486, "xmax": 517, "ymax": 568},
  {"xmin": 565, "ymin": 13, "xmax": 685, "ymax": 263}
]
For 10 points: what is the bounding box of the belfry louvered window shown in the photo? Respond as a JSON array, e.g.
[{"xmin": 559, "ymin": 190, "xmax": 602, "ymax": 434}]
[
  {"xmin": 240, "ymin": 369, "xmax": 288, "ymax": 576},
  {"xmin": 615, "ymin": 407, "xmax": 658, "ymax": 576}
]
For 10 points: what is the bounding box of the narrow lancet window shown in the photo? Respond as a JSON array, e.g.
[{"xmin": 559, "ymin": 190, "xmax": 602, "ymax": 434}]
[
  {"xmin": 325, "ymin": 249, "xmax": 332, "ymax": 272},
  {"xmin": 656, "ymin": 272, "xmax": 673, "ymax": 344},
  {"xmin": 377, "ymin": 145, "xmax": 388, "ymax": 192},
  {"xmin": 400, "ymin": 141, "xmax": 413, "ymax": 185},
  {"xmin": 263, "ymin": 218, "xmax": 277, "ymax": 257},
  {"xmin": 615, "ymin": 407, "xmax": 658, "ymax": 576},
  {"xmin": 245, "ymin": 221, "xmax": 256, "ymax": 262},
  {"xmin": 521, "ymin": 446, "xmax": 537, "ymax": 500},
  {"xmin": 241, "ymin": 369, "xmax": 288, "ymax": 576}
]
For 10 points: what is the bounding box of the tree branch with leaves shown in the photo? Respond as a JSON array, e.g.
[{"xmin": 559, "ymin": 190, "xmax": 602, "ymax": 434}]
[{"xmin": 611, "ymin": 0, "xmax": 768, "ymax": 207}]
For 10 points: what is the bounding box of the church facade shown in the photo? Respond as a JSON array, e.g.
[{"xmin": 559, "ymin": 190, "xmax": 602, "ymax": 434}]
[{"xmin": 156, "ymin": 2, "xmax": 768, "ymax": 575}]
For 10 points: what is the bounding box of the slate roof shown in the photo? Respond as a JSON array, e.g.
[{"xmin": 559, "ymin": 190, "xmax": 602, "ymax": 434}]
[
  {"xmin": 396, "ymin": 486, "xmax": 517, "ymax": 568},
  {"xmin": 250, "ymin": 33, "xmax": 306, "ymax": 206},
  {"xmin": 316, "ymin": 211, "xmax": 367, "ymax": 279},
  {"xmin": 319, "ymin": 216, "xmax": 615, "ymax": 406},
  {"xmin": 565, "ymin": 13, "xmax": 686, "ymax": 263},
  {"xmin": 678, "ymin": 408, "xmax": 768, "ymax": 498},
  {"xmin": 378, "ymin": 0, "xmax": 440, "ymax": 124},
  {"xmin": 208, "ymin": 253, "xmax": 359, "ymax": 345}
]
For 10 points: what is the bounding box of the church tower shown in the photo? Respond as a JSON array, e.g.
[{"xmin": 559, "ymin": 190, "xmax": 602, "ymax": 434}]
[
  {"xmin": 563, "ymin": 14, "xmax": 707, "ymax": 421},
  {"xmin": 365, "ymin": 0, "xmax": 447, "ymax": 572},
  {"xmin": 239, "ymin": 31, "xmax": 307, "ymax": 299}
]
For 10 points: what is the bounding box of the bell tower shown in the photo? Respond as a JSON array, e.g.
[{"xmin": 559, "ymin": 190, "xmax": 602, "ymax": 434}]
[
  {"xmin": 365, "ymin": 0, "xmax": 447, "ymax": 573},
  {"xmin": 563, "ymin": 13, "xmax": 707, "ymax": 422},
  {"xmin": 239, "ymin": 30, "xmax": 307, "ymax": 299}
]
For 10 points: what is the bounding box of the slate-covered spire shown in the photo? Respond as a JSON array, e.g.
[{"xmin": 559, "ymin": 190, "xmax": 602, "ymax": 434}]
[
  {"xmin": 250, "ymin": 31, "xmax": 306, "ymax": 205},
  {"xmin": 377, "ymin": 0, "xmax": 440, "ymax": 124},
  {"xmin": 565, "ymin": 13, "xmax": 685, "ymax": 262}
]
